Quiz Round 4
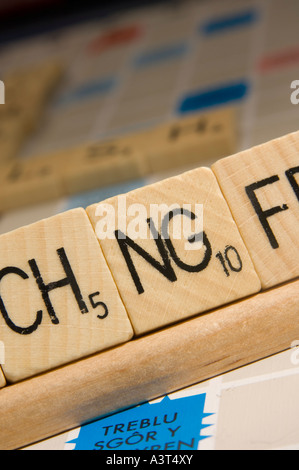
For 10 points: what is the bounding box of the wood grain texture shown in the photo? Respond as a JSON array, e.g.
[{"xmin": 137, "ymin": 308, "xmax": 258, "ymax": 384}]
[
  {"xmin": 0, "ymin": 60, "xmax": 62, "ymax": 164},
  {"xmin": 60, "ymin": 137, "xmax": 148, "ymax": 195},
  {"xmin": 0, "ymin": 107, "xmax": 237, "ymax": 212},
  {"xmin": 0, "ymin": 367, "xmax": 5, "ymax": 388},
  {"xmin": 0, "ymin": 153, "xmax": 64, "ymax": 211},
  {"xmin": 0, "ymin": 208, "xmax": 133, "ymax": 383},
  {"xmin": 3, "ymin": 59, "xmax": 63, "ymax": 134},
  {"xmin": 0, "ymin": 278, "xmax": 298, "ymax": 451},
  {"xmin": 142, "ymin": 107, "xmax": 237, "ymax": 173},
  {"xmin": 0, "ymin": 118, "xmax": 26, "ymax": 162},
  {"xmin": 212, "ymin": 131, "xmax": 299, "ymax": 289},
  {"xmin": 4, "ymin": 60, "xmax": 63, "ymax": 118},
  {"xmin": 87, "ymin": 167, "xmax": 261, "ymax": 335}
]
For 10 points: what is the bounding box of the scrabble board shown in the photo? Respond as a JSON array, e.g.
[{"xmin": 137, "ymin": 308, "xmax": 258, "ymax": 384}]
[{"xmin": 0, "ymin": 0, "xmax": 299, "ymax": 451}]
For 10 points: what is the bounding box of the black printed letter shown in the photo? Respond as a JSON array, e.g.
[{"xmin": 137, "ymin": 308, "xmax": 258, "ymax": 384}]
[
  {"xmin": 245, "ymin": 176, "xmax": 288, "ymax": 249},
  {"xmin": 115, "ymin": 218, "xmax": 177, "ymax": 295},
  {"xmin": 28, "ymin": 247, "xmax": 88, "ymax": 324},
  {"xmin": 0, "ymin": 267, "xmax": 42, "ymax": 335},
  {"xmin": 161, "ymin": 208, "xmax": 212, "ymax": 272},
  {"xmin": 286, "ymin": 166, "xmax": 299, "ymax": 202}
]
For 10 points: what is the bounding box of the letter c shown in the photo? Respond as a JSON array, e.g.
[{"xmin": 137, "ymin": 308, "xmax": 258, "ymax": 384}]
[{"xmin": 0, "ymin": 266, "xmax": 42, "ymax": 335}]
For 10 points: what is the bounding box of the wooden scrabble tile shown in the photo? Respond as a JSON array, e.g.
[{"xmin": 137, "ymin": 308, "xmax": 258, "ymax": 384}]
[
  {"xmin": 0, "ymin": 105, "xmax": 37, "ymax": 161},
  {"xmin": 0, "ymin": 60, "xmax": 63, "ymax": 169},
  {"xmin": 27, "ymin": 60, "xmax": 63, "ymax": 98},
  {"xmin": 0, "ymin": 100, "xmax": 41, "ymax": 138},
  {"xmin": 0, "ymin": 367, "xmax": 5, "ymax": 388},
  {"xmin": 86, "ymin": 167, "xmax": 261, "ymax": 335},
  {"xmin": 141, "ymin": 107, "xmax": 237, "ymax": 173},
  {"xmin": 61, "ymin": 137, "xmax": 148, "ymax": 195},
  {"xmin": 212, "ymin": 131, "xmax": 299, "ymax": 289},
  {"xmin": 4, "ymin": 60, "xmax": 63, "ymax": 106},
  {"xmin": 0, "ymin": 208, "xmax": 133, "ymax": 383},
  {"xmin": 0, "ymin": 153, "xmax": 65, "ymax": 212},
  {"xmin": 4, "ymin": 60, "xmax": 63, "ymax": 133},
  {"xmin": 0, "ymin": 118, "xmax": 26, "ymax": 162}
]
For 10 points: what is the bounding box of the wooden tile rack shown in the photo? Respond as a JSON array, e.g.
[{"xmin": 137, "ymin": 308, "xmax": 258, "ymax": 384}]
[{"xmin": 0, "ymin": 123, "xmax": 298, "ymax": 449}]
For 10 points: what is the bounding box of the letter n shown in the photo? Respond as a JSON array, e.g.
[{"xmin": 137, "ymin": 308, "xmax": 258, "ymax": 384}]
[{"xmin": 115, "ymin": 218, "xmax": 177, "ymax": 294}]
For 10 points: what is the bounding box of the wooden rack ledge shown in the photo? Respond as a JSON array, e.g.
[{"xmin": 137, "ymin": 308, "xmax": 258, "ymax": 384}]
[{"xmin": 1, "ymin": 278, "xmax": 299, "ymax": 450}]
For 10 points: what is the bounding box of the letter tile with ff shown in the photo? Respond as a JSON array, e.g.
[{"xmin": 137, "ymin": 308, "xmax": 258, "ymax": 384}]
[
  {"xmin": 0, "ymin": 208, "xmax": 133, "ymax": 383},
  {"xmin": 212, "ymin": 131, "xmax": 299, "ymax": 289},
  {"xmin": 86, "ymin": 167, "xmax": 261, "ymax": 335}
]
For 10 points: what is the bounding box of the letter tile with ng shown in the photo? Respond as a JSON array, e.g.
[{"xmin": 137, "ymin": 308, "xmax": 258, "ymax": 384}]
[{"xmin": 87, "ymin": 167, "xmax": 261, "ymax": 335}]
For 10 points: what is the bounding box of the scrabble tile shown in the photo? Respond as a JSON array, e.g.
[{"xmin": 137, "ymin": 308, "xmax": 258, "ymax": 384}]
[
  {"xmin": 0, "ymin": 104, "xmax": 31, "ymax": 156},
  {"xmin": 142, "ymin": 107, "xmax": 237, "ymax": 173},
  {"xmin": 212, "ymin": 131, "xmax": 299, "ymax": 289},
  {"xmin": 0, "ymin": 60, "xmax": 63, "ymax": 168},
  {"xmin": 0, "ymin": 208, "xmax": 133, "ymax": 383},
  {"xmin": 61, "ymin": 137, "xmax": 149, "ymax": 195},
  {"xmin": 0, "ymin": 367, "xmax": 5, "ymax": 388},
  {"xmin": 4, "ymin": 60, "xmax": 63, "ymax": 133},
  {"xmin": 0, "ymin": 99, "xmax": 40, "ymax": 137},
  {"xmin": 0, "ymin": 119, "xmax": 26, "ymax": 162},
  {"xmin": 86, "ymin": 167, "xmax": 261, "ymax": 335},
  {"xmin": 0, "ymin": 153, "xmax": 65, "ymax": 212},
  {"xmin": 4, "ymin": 60, "xmax": 63, "ymax": 105}
]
